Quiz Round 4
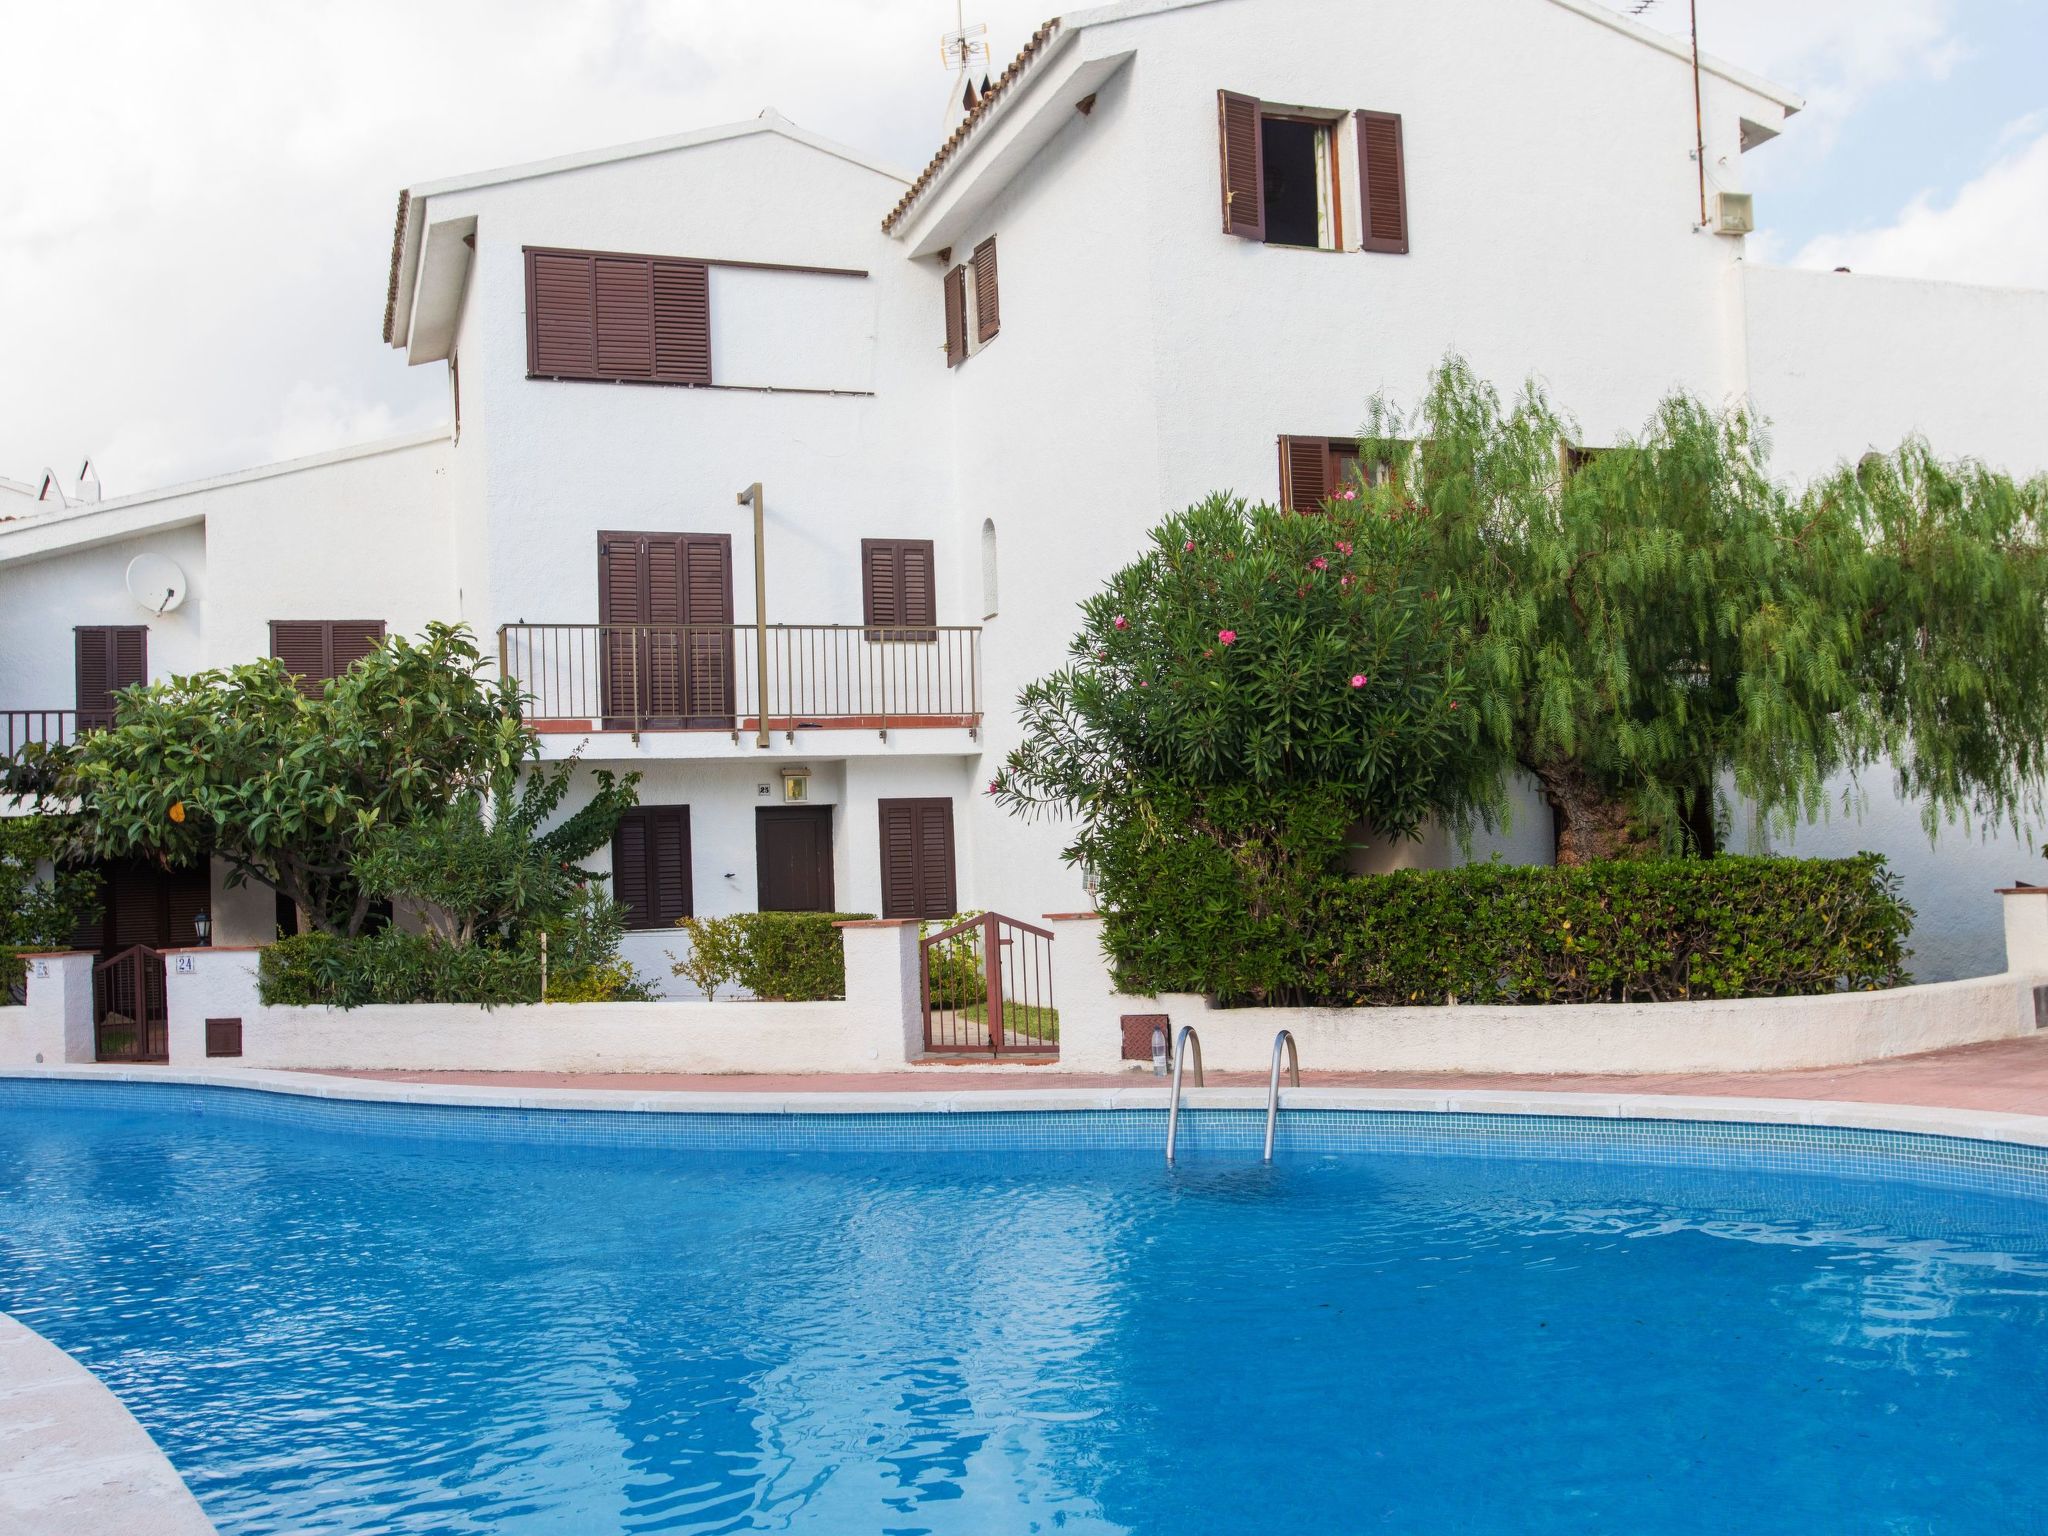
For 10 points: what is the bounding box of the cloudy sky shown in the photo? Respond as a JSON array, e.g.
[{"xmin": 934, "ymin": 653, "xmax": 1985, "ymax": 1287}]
[{"xmin": 3, "ymin": 0, "xmax": 2043, "ymax": 495}]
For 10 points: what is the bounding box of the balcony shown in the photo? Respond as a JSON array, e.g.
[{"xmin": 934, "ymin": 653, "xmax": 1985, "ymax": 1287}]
[
  {"xmin": 2, "ymin": 710, "xmax": 78, "ymax": 761},
  {"xmin": 497, "ymin": 623, "xmax": 982, "ymax": 748}
]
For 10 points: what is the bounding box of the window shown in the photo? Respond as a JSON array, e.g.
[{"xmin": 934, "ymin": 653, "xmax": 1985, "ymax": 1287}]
[
  {"xmin": 612, "ymin": 806, "xmax": 692, "ymax": 929},
  {"xmin": 980, "ymin": 519, "xmax": 999, "ymax": 619},
  {"xmin": 270, "ymin": 621, "xmax": 386, "ymax": 697},
  {"xmin": 877, "ymin": 798, "xmax": 956, "ymax": 919},
  {"xmin": 74, "ymin": 625, "xmax": 146, "ymax": 729},
  {"xmin": 862, "ymin": 538, "xmax": 937, "ymax": 640},
  {"xmin": 1276, "ymin": 437, "xmax": 1401, "ymax": 511},
  {"xmin": 942, "ymin": 236, "xmax": 1001, "ymax": 367},
  {"xmin": 525, "ymin": 246, "xmax": 711, "ymax": 386},
  {"xmin": 1560, "ymin": 443, "xmax": 1608, "ymax": 479},
  {"xmin": 596, "ymin": 532, "xmax": 734, "ymax": 726},
  {"xmin": 1219, "ymin": 93, "xmax": 1408, "ymax": 254}
]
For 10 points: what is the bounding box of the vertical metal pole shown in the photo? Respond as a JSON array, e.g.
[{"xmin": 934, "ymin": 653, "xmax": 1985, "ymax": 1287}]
[
  {"xmin": 738, "ymin": 482, "xmax": 771, "ymax": 748},
  {"xmin": 1690, "ymin": 0, "xmax": 1707, "ymax": 228}
]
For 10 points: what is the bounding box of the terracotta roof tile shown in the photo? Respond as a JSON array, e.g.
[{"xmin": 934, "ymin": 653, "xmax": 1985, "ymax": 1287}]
[{"xmin": 882, "ymin": 18, "xmax": 1061, "ymax": 234}]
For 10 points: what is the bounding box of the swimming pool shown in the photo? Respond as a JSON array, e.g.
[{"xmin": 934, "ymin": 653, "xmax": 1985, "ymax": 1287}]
[{"xmin": 3, "ymin": 1079, "xmax": 2047, "ymax": 1533}]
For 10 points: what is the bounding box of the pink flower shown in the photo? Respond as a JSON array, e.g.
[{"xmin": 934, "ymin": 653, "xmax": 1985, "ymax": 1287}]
[
  {"xmin": 987, "ymin": 780, "xmax": 1000, "ymax": 793},
  {"xmin": 1138, "ymin": 680, "xmax": 1150, "ymax": 688},
  {"xmin": 1338, "ymin": 488, "xmax": 1358, "ymax": 501},
  {"xmin": 1448, "ymin": 701, "xmax": 1460, "ymax": 711},
  {"xmin": 1113, "ymin": 615, "xmax": 1128, "ymax": 630},
  {"xmin": 1311, "ymin": 557, "xmax": 1328, "ymax": 571},
  {"xmin": 1218, "ymin": 629, "xmax": 1237, "ymax": 646},
  {"xmin": 1097, "ymin": 649, "xmax": 1108, "ymax": 659},
  {"xmin": 1350, "ymin": 674, "xmax": 1367, "ymax": 688},
  {"xmin": 1339, "ymin": 575, "xmax": 1353, "ymax": 589},
  {"xmin": 1183, "ymin": 539, "xmax": 1195, "ymax": 552},
  {"xmin": 1336, "ymin": 541, "xmax": 1353, "ymax": 555}
]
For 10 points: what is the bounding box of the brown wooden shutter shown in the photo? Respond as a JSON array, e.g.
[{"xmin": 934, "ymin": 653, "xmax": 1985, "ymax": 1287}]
[
  {"xmin": 1277, "ymin": 436, "xmax": 1331, "ymax": 513},
  {"xmin": 972, "ymin": 237, "xmax": 1000, "ymax": 342},
  {"xmin": 594, "ymin": 255, "xmax": 655, "ymax": 379},
  {"xmin": 271, "ymin": 621, "xmax": 386, "ymax": 697},
  {"xmin": 878, "ymin": 798, "xmax": 956, "ymax": 919},
  {"xmin": 863, "ymin": 539, "xmax": 936, "ymax": 639},
  {"xmin": 681, "ymin": 534, "xmax": 733, "ymax": 720},
  {"xmin": 943, "ymin": 265, "xmax": 968, "ymax": 367},
  {"xmin": 1218, "ymin": 90, "xmax": 1266, "ymax": 239},
  {"xmin": 1357, "ymin": 111, "xmax": 1409, "ymax": 254},
  {"xmin": 75, "ymin": 626, "xmax": 146, "ymax": 727},
  {"xmin": 528, "ymin": 248, "xmax": 710, "ymax": 384},
  {"xmin": 529, "ymin": 251, "xmax": 597, "ymax": 377},
  {"xmin": 612, "ymin": 807, "xmax": 692, "ymax": 929},
  {"xmin": 652, "ymin": 260, "xmax": 712, "ymax": 384}
]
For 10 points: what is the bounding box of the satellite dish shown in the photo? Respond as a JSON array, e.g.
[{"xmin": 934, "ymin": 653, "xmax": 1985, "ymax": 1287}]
[{"xmin": 125, "ymin": 553, "xmax": 188, "ymax": 615}]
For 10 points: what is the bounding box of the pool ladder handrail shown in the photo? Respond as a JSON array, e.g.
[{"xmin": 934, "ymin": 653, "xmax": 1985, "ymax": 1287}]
[
  {"xmin": 1263, "ymin": 1028, "xmax": 1299, "ymax": 1163},
  {"xmin": 1163, "ymin": 1025, "xmax": 1203, "ymax": 1165}
]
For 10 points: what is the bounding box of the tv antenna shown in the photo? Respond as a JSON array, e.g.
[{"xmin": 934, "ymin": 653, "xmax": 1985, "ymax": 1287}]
[{"xmin": 939, "ymin": 3, "xmax": 992, "ymax": 130}]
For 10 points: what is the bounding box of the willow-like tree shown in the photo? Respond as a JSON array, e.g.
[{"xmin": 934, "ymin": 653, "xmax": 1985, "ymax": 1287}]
[{"xmin": 1360, "ymin": 359, "xmax": 2048, "ymax": 861}]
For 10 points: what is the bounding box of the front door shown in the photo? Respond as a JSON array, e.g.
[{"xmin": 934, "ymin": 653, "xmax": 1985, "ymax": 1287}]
[
  {"xmin": 598, "ymin": 531, "xmax": 735, "ymax": 728},
  {"xmin": 756, "ymin": 807, "xmax": 835, "ymax": 912}
]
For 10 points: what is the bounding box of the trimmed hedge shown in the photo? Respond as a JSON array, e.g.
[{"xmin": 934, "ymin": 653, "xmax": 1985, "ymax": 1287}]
[
  {"xmin": 672, "ymin": 912, "xmax": 873, "ymax": 1001},
  {"xmin": 259, "ymin": 929, "xmax": 656, "ymax": 1008},
  {"xmin": 1105, "ymin": 855, "xmax": 1913, "ymax": 1006}
]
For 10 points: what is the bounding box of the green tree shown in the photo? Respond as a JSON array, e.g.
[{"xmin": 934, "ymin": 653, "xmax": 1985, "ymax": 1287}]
[
  {"xmin": 1361, "ymin": 359, "xmax": 2048, "ymax": 860},
  {"xmin": 992, "ymin": 490, "xmax": 1494, "ymax": 923},
  {"xmin": 51, "ymin": 623, "xmax": 529, "ymax": 935},
  {"xmin": 353, "ymin": 759, "xmax": 641, "ymax": 945},
  {"xmin": 1, "ymin": 816, "xmax": 99, "ymax": 956}
]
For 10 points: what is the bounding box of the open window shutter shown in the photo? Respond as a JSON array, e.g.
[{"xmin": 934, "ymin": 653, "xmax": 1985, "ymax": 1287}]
[
  {"xmin": 528, "ymin": 251, "xmax": 598, "ymax": 377},
  {"xmin": 1327, "ymin": 442, "xmax": 1363, "ymax": 497},
  {"xmin": 971, "ymin": 237, "xmax": 1000, "ymax": 342},
  {"xmin": 1278, "ymin": 436, "xmax": 1332, "ymax": 513},
  {"xmin": 651, "ymin": 259, "xmax": 711, "ymax": 384},
  {"xmin": 594, "ymin": 255, "xmax": 655, "ymax": 379},
  {"xmin": 943, "ymin": 265, "xmax": 968, "ymax": 367},
  {"xmin": 1357, "ymin": 111, "xmax": 1409, "ymax": 254},
  {"xmin": 612, "ymin": 812, "xmax": 653, "ymax": 928},
  {"xmin": 1218, "ymin": 90, "xmax": 1265, "ymax": 239}
]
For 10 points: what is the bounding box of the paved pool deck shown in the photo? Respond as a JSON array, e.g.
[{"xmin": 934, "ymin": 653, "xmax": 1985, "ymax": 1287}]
[{"xmin": 318, "ymin": 1032, "xmax": 2048, "ymax": 1116}]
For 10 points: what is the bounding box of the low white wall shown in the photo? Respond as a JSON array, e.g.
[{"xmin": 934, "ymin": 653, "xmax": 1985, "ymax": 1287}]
[
  {"xmin": 149, "ymin": 922, "xmax": 925, "ymax": 1075},
  {"xmin": 1056, "ymin": 897, "xmax": 2046, "ymax": 1077},
  {"xmin": 0, "ymin": 953, "xmax": 94, "ymax": 1066}
]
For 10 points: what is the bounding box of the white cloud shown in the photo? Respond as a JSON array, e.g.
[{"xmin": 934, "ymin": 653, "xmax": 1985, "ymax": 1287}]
[{"xmin": 1792, "ymin": 128, "xmax": 2048, "ymax": 288}]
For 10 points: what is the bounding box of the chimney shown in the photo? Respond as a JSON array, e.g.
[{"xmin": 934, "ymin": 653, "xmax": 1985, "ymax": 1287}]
[{"xmin": 75, "ymin": 459, "xmax": 101, "ymax": 504}]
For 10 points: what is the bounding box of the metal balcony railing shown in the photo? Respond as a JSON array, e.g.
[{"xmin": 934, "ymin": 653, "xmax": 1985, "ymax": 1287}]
[
  {"xmin": 1, "ymin": 710, "xmax": 78, "ymax": 760},
  {"xmin": 497, "ymin": 623, "xmax": 982, "ymax": 737}
]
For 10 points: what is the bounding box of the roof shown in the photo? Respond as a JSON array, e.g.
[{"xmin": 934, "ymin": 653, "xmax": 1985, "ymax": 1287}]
[
  {"xmin": 0, "ymin": 428, "xmax": 448, "ymax": 566},
  {"xmin": 383, "ymin": 111, "xmax": 910, "ymax": 346},
  {"xmin": 880, "ymin": 0, "xmax": 1806, "ymax": 237}
]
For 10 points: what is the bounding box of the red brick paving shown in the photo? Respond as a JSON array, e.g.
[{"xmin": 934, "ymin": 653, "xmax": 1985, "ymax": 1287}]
[{"xmin": 318, "ymin": 1033, "xmax": 2048, "ymax": 1115}]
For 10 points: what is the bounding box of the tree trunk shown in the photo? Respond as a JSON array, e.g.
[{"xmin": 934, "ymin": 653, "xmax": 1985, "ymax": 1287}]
[
  {"xmin": 1681, "ymin": 784, "xmax": 1719, "ymax": 859},
  {"xmin": 1528, "ymin": 757, "xmax": 1658, "ymax": 866}
]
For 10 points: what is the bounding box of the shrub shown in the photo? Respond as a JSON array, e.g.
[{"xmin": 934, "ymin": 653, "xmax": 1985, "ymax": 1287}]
[
  {"xmin": 259, "ymin": 894, "xmax": 656, "ymax": 1008},
  {"xmin": 1105, "ymin": 854, "xmax": 1912, "ymax": 1006},
  {"xmin": 671, "ymin": 913, "xmax": 873, "ymax": 1001},
  {"xmin": 1, "ymin": 947, "xmax": 24, "ymax": 1006}
]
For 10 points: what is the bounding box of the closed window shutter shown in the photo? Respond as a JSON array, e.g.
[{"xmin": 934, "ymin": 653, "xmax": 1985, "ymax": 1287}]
[
  {"xmin": 75, "ymin": 626, "xmax": 147, "ymax": 727},
  {"xmin": 271, "ymin": 621, "xmax": 386, "ymax": 697},
  {"xmin": 594, "ymin": 255, "xmax": 655, "ymax": 378},
  {"xmin": 1357, "ymin": 111, "xmax": 1409, "ymax": 254},
  {"xmin": 878, "ymin": 799, "xmax": 956, "ymax": 919},
  {"xmin": 681, "ymin": 534, "xmax": 733, "ymax": 719},
  {"xmin": 863, "ymin": 539, "xmax": 936, "ymax": 639},
  {"xmin": 944, "ymin": 265, "xmax": 967, "ymax": 367},
  {"xmin": 527, "ymin": 248, "xmax": 711, "ymax": 385},
  {"xmin": 652, "ymin": 260, "xmax": 712, "ymax": 384},
  {"xmin": 612, "ymin": 807, "xmax": 691, "ymax": 929},
  {"xmin": 529, "ymin": 251, "xmax": 597, "ymax": 376},
  {"xmin": 972, "ymin": 237, "xmax": 1000, "ymax": 342},
  {"xmin": 1218, "ymin": 90, "xmax": 1266, "ymax": 239}
]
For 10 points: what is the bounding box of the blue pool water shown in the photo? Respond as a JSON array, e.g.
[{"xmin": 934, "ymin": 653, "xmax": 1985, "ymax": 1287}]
[{"xmin": 4, "ymin": 1089, "xmax": 2048, "ymax": 1533}]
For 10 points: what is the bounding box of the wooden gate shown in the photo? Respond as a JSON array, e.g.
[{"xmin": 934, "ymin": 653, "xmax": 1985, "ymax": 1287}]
[
  {"xmin": 920, "ymin": 912, "xmax": 1057, "ymax": 1057},
  {"xmin": 93, "ymin": 945, "xmax": 168, "ymax": 1062}
]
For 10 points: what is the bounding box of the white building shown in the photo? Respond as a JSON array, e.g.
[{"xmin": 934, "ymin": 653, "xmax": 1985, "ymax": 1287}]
[{"xmin": 4, "ymin": 0, "xmax": 2046, "ymax": 988}]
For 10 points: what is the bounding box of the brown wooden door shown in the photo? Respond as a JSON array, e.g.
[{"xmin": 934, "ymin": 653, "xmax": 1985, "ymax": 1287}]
[
  {"xmin": 756, "ymin": 807, "xmax": 835, "ymax": 912},
  {"xmin": 877, "ymin": 798, "xmax": 957, "ymax": 919},
  {"xmin": 598, "ymin": 531, "xmax": 734, "ymax": 728}
]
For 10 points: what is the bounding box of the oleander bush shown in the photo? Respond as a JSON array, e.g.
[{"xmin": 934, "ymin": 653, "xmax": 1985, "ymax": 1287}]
[
  {"xmin": 671, "ymin": 912, "xmax": 873, "ymax": 1001},
  {"xmin": 1105, "ymin": 853, "xmax": 1912, "ymax": 1006}
]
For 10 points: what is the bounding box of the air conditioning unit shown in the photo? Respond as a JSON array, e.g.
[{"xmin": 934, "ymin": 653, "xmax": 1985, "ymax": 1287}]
[{"xmin": 1713, "ymin": 191, "xmax": 1756, "ymax": 237}]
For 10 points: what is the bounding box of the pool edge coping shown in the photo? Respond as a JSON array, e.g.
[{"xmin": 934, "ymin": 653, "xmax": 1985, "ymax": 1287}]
[
  {"xmin": 0, "ymin": 1312, "xmax": 217, "ymax": 1535},
  {"xmin": 8, "ymin": 1064, "xmax": 2048, "ymax": 1153}
]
